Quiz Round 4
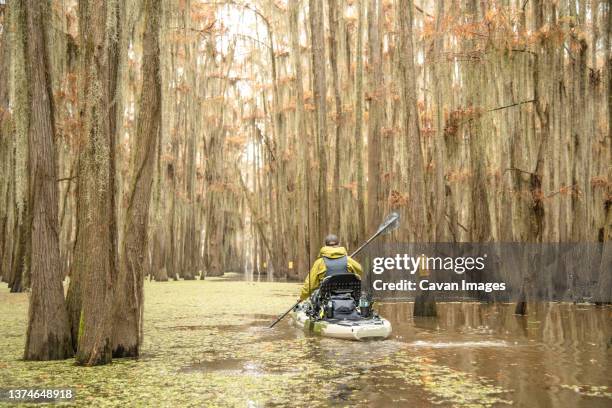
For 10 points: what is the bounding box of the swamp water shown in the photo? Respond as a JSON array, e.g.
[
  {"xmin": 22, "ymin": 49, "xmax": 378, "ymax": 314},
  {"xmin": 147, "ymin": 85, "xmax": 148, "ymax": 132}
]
[{"xmin": 0, "ymin": 276, "xmax": 610, "ymax": 407}]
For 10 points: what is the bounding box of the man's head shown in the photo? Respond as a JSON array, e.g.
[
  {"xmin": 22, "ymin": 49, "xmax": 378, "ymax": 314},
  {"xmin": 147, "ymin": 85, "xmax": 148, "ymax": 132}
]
[{"xmin": 324, "ymin": 234, "xmax": 340, "ymax": 247}]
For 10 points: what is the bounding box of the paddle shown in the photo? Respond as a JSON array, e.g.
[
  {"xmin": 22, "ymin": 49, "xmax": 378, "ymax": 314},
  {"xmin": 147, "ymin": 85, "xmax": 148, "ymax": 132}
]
[{"xmin": 268, "ymin": 212, "xmax": 400, "ymax": 328}]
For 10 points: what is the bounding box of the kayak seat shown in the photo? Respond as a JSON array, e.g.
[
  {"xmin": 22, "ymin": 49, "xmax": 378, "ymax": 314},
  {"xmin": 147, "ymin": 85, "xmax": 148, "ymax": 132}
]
[{"xmin": 318, "ymin": 273, "xmax": 361, "ymax": 302}]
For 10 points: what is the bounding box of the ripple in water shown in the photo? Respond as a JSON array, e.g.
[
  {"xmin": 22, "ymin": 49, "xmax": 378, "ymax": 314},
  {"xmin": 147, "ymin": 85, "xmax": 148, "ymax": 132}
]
[{"xmin": 407, "ymin": 340, "xmax": 510, "ymax": 348}]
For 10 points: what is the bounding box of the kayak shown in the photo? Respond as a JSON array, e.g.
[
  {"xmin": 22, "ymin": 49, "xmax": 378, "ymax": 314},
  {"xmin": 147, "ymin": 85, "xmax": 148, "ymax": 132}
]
[{"xmin": 289, "ymin": 301, "xmax": 392, "ymax": 341}]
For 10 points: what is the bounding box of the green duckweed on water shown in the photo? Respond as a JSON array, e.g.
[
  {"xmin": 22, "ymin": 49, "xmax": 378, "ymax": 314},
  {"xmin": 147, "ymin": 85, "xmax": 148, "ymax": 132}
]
[{"xmin": 1, "ymin": 276, "xmax": 610, "ymax": 407}]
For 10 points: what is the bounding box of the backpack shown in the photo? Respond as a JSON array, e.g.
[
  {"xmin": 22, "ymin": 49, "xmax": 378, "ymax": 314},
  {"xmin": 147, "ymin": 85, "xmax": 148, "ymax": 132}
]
[{"xmin": 325, "ymin": 292, "xmax": 361, "ymax": 320}]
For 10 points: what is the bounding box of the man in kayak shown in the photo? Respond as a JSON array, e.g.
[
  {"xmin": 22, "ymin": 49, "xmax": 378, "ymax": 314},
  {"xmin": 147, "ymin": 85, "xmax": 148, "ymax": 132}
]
[{"xmin": 299, "ymin": 234, "xmax": 363, "ymax": 301}]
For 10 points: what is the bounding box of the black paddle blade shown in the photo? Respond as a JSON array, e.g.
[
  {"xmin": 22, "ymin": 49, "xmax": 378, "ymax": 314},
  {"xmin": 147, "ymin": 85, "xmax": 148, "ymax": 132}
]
[{"xmin": 377, "ymin": 211, "xmax": 400, "ymax": 235}]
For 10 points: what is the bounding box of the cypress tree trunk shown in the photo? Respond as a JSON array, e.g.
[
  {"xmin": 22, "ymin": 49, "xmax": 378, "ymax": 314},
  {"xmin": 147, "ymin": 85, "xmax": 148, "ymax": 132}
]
[
  {"xmin": 366, "ymin": 0, "xmax": 383, "ymax": 232},
  {"xmin": 23, "ymin": 0, "xmax": 73, "ymax": 360},
  {"xmin": 289, "ymin": 0, "xmax": 311, "ymax": 279},
  {"xmin": 0, "ymin": 3, "xmax": 10, "ymax": 281},
  {"xmin": 7, "ymin": 0, "xmax": 30, "ymax": 294},
  {"xmin": 309, "ymin": 0, "xmax": 328, "ymax": 242},
  {"xmin": 354, "ymin": 0, "xmax": 366, "ymax": 244},
  {"xmin": 328, "ymin": 0, "xmax": 343, "ymax": 234},
  {"xmin": 397, "ymin": 0, "xmax": 436, "ymax": 317},
  {"xmin": 112, "ymin": 0, "xmax": 161, "ymax": 358},
  {"xmin": 75, "ymin": 0, "xmax": 120, "ymax": 366},
  {"xmin": 515, "ymin": 0, "xmax": 550, "ymax": 315},
  {"xmin": 180, "ymin": 3, "xmax": 198, "ymax": 280},
  {"xmin": 596, "ymin": 3, "xmax": 612, "ymax": 305}
]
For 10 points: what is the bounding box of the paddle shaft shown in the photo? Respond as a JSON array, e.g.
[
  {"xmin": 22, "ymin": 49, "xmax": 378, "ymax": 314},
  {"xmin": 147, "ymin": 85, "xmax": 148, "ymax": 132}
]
[
  {"xmin": 349, "ymin": 228, "xmax": 384, "ymax": 258},
  {"xmin": 268, "ymin": 299, "xmax": 301, "ymax": 328}
]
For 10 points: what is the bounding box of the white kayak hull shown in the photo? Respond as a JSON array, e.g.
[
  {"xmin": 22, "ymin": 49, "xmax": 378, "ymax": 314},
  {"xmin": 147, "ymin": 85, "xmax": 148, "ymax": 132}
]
[{"xmin": 289, "ymin": 305, "xmax": 392, "ymax": 341}]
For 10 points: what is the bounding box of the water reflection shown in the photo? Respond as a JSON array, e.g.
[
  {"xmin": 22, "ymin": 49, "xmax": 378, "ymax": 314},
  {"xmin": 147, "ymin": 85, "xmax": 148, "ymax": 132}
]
[{"xmin": 373, "ymin": 302, "xmax": 612, "ymax": 407}]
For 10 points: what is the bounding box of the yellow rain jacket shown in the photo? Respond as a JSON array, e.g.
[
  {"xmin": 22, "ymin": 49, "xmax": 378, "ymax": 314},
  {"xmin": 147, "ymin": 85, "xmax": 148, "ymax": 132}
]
[{"xmin": 299, "ymin": 246, "xmax": 363, "ymax": 301}]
